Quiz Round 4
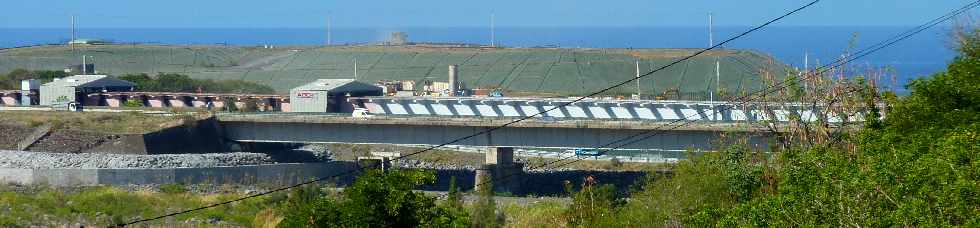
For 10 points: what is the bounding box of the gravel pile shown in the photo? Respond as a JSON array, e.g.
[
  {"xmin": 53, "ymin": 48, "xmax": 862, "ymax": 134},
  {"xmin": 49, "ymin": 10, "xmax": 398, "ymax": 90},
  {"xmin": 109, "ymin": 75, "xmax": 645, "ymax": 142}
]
[
  {"xmin": 0, "ymin": 150, "xmax": 275, "ymax": 169},
  {"xmin": 394, "ymin": 159, "xmax": 477, "ymax": 170}
]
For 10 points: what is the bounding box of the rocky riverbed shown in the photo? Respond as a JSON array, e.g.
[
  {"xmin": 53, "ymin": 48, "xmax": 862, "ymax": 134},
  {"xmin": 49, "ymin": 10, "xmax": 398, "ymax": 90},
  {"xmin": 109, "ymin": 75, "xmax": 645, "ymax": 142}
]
[{"xmin": 0, "ymin": 150, "xmax": 276, "ymax": 169}]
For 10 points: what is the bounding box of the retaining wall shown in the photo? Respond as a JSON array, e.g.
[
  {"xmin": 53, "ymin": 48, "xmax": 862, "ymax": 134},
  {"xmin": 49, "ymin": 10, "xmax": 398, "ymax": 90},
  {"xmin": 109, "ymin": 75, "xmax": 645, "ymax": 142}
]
[
  {"xmin": 0, "ymin": 162, "xmax": 357, "ymax": 187},
  {"xmin": 421, "ymin": 169, "xmax": 650, "ymax": 196},
  {"xmin": 0, "ymin": 161, "xmax": 648, "ymax": 196}
]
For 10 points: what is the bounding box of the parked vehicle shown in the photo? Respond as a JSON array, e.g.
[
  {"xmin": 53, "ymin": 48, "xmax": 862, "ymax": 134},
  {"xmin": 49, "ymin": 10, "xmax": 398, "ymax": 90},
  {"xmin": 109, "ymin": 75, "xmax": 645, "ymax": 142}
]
[
  {"xmin": 573, "ymin": 148, "xmax": 603, "ymax": 156},
  {"xmin": 352, "ymin": 108, "xmax": 375, "ymax": 118}
]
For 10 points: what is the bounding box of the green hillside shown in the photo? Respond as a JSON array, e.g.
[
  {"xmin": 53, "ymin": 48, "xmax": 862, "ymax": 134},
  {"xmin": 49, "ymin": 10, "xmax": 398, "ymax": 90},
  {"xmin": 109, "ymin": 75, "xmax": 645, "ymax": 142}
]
[{"xmin": 0, "ymin": 45, "xmax": 790, "ymax": 98}]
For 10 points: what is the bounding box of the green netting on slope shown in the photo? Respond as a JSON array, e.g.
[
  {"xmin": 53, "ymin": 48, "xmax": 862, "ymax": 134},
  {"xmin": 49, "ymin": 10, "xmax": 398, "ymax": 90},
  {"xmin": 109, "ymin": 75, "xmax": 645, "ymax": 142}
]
[{"xmin": 0, "ymin": 45, "xmax": 789, "ymax": 98}]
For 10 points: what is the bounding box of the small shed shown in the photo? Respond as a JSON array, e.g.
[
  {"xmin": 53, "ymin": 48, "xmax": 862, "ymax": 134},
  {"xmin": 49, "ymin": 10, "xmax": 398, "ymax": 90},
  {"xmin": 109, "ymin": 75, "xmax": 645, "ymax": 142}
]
[
  {"xmin": 40, "ymin": 75, "xmax": 135, "ymax": 106},
  {"xmin": 289, "ymin": 79, "xmax": 383, "ymax": 113}
]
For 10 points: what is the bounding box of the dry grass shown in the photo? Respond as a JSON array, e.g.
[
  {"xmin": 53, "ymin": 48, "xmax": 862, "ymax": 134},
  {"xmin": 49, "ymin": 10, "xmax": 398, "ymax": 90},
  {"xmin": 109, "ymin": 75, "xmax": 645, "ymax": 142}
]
[
  {"xmin": 501, "ymin": 201, "xmax": 569, "ymax": 228},
  {"xmin": 0, "ymin": 111, "xmax": 183, "ymax": 134},
  {"xmin": 521, "ymin": 156, "xmax": 666, "ymax": 172},
  {"xmin": 253, "ymin": 208, "xmax": 284, "ymax": 228}
]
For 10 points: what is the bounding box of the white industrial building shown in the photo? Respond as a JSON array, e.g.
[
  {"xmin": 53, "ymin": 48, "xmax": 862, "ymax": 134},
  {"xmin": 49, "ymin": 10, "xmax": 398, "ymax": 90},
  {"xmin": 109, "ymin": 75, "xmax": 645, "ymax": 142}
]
[
  {"xmin": 289, "ymin": 79, "xmax": 383, "ymax": 113},
  {"xmin": 39, "ymin": 75, "xmax": 135, "ymax": 106}
]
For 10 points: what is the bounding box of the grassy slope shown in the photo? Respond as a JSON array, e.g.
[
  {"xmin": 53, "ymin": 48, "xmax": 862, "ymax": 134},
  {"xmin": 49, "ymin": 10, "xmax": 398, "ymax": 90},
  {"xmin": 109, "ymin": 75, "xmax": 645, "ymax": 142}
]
[
  {"xmin": 0, "ymin": 185, "xmax": 281, "ymax": 227},
  {"xmin": 0, "ymin": 45, "xmax": 790, "ymax": 97}
]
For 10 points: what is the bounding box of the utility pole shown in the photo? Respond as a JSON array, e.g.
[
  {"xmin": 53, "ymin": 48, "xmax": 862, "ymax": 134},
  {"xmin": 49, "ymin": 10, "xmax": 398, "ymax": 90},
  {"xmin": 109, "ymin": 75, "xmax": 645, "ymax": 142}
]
[
  {"xmin": 635, "ymin": 60, "xmax": 641, "ymax": 98},
  {"xmin": 353, "ymin": 58, "xmax": 358, "ymax": 80},
  {"xmin": 490, "ymin": 12, "xmax": 496, "ymax": 47},
  {"xmin": 710, "ymin": 12, "xmax": 720, "ymax": 121},
  {"xmin": 708, "ymin": 13, "xmax": 714, "ymax": 48},
  {"xmin": 804, "ymin": 50, "xmax": 809, "ymax": 91},
  {"xmin": 804, "ymin": 50, "xmax": 809, "ymax": 72},
  {"xmin": 326, "ymin": 16, "xmax": 332, "ymax": 46},
  {"xmin": 71, "ymin": 15, "xmax": 76, "ymax": 51},
  {"xmin": 708, "ymin": 12, "xmax": 718, "ymax": 103}
]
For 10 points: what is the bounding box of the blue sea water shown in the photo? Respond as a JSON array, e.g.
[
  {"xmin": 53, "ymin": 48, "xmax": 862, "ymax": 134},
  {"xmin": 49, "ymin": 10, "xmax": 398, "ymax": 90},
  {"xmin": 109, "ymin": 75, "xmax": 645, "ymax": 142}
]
[{"xmin": 0, "ymin": 26, "xmax": 956, "ymax": 90}]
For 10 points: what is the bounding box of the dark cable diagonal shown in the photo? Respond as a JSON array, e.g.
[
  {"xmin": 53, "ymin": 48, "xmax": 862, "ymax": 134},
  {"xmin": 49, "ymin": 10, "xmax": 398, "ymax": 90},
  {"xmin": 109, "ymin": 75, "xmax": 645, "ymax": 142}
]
[
  {"xmin": 459, "ymin": 0, "xmax": 980, "ymax": 195},
  {"xmin": 117, "ymin": 1, "xmax": 823, "ymax": 226}
]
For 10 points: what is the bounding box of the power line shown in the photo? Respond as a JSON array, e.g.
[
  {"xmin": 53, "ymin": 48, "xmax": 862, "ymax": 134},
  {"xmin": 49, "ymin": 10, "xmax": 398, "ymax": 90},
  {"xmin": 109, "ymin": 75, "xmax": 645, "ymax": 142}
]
[
  {"xmin": 608, "ymin": 0, "xmax": 980, "ymax": 153},
  {"xmin": 460, "ymin": 0, "xmax": 980, "ymax": 196},
  {"xmin": 117, "ymin": 1, "xmax": 821, "ymax": 226}
]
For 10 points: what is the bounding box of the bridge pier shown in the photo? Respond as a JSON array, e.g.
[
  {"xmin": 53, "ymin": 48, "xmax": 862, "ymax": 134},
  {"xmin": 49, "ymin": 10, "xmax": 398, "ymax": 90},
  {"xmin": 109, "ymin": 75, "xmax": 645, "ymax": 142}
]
[
  {"xmin": 167, "ymin": 96, "xmax": 188, "ymax": 107},
  {"xmin": 147, "ymin": 96, "xmax": 166, "ymax": 108},
  {"xmin": 105, "ymin": 95, "xmax": 124, "ymax": 107},
  {"xmin": 1, "ymin": 94, "xmax": 18, "ymax": 106},
  {"xmin": 191, "ymin": 97, "xmax": 209, "ymax": 108},
  {"xmin": 475, "ymin": 147, "xmax": 525, "ymax": 194}
]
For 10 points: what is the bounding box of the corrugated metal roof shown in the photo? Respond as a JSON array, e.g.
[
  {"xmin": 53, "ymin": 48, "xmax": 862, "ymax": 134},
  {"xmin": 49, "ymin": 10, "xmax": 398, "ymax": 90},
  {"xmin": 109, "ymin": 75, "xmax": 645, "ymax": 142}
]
[
  {"xmin": 42, "ymin": 75, "xmax": 136, "ymax": 88},
  {"xmin": 292, "ymin": 79, "xmax": 380, "ymax": 92}
]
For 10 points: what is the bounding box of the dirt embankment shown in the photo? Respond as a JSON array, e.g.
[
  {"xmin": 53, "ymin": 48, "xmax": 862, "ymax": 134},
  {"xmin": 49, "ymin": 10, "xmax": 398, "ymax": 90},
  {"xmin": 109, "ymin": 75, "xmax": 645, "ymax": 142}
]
[
  {"xmin": 0, "ymin": 123, "xmax": 32, "ymax": 150},
  {"xmin": 28, "ymin": 130, "xmax": 121, "ymax": 154},
  {"xmin": 0, "ymin": 122, "xmax": 121, "ymax": 153}
]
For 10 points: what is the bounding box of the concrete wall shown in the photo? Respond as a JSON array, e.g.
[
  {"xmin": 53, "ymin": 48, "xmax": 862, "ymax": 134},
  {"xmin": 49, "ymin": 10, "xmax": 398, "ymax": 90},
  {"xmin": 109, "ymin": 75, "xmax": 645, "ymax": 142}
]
[
  {"xmin": 417, "ymin": 169, "xmax": 650, "ymax": 196},
  {"xmin": 141, "ymin": 117, "xmax": 225, "ymax": 154},
  {"xmin": 222, "ymin": 121, "xmax": 771, "ymax": 151},
  {"xmin": 0, "ymin": 161, "xmax": 646, "ymax": 196},
  {"xmin": 0, "ymin": 162, "xmax": 358, "ymax": 187},
  {"xmin": 12, "ymin": 166, "xmax": 648, "ymax": 196}
]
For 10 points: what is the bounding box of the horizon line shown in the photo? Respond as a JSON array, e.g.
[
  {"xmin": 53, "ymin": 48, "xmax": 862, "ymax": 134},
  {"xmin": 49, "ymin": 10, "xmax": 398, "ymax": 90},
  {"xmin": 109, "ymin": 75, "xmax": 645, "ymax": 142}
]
[{"xmin": 0, "ymin": 25, "xmax": 950, "ymax": 30}]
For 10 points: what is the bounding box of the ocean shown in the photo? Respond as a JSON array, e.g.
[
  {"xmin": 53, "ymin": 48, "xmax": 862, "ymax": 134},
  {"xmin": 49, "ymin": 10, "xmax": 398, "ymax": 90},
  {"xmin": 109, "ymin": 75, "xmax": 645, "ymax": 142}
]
[{"xmin": 0, "ymin": 26, "xmax": 957, "ymax": 90}]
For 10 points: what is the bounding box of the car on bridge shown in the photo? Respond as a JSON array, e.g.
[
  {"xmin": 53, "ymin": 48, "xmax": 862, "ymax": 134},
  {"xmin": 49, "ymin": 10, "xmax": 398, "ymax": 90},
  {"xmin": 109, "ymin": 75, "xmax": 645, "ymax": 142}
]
[
  {"xmin": 572, "ymin": 148, "xmax": 604, "ymax": 157},
  {"xmin": 352, "ymin": 108, "xmax": 375, "ymax": 118}
]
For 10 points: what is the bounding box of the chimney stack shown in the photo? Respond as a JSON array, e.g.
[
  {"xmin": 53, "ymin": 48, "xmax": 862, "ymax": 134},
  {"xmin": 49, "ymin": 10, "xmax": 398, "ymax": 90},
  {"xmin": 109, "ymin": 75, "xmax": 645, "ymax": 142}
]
[{"xmin": 448, "ymin": 65, "xmax": 458, "ymax": 96}]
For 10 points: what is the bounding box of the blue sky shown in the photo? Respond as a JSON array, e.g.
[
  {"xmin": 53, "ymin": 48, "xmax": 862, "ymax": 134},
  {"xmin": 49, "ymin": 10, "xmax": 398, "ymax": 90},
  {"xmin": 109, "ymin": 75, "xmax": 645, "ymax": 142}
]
[{"xmin": 1, "ymin": 0, "xmax": 977, "ymax": 28}]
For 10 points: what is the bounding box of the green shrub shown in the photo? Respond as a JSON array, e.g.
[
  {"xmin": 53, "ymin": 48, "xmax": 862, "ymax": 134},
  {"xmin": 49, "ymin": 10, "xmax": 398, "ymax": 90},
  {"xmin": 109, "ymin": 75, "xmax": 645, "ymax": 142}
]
[
  {"xmin": 278, "ymin": 169, "xmax": 469, "ymax": 227},
  {"xmin": 123, "ymin": 99, "xmax": 143, "ymax": 107},
  {"xmin": 118, "ymin": 73, "xmax": 275, "ymax": 94},
  {"xmin": 564, "ymin": 177, "xmax": 622, "ymax": 227},
  {"xmin": 160, "ymin": 183, "xmax": 188, "ymax": 194}
]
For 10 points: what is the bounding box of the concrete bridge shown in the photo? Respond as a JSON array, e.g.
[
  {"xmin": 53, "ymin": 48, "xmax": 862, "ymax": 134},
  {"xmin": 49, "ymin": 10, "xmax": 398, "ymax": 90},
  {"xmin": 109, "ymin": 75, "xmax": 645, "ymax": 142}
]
[
  {"xmin": 217, "ymin": 113, "xmax": 774, "ymax": 151},
  {"xmin": 352, "ymin": 97, "xmax": 865, "ymax": 123}
]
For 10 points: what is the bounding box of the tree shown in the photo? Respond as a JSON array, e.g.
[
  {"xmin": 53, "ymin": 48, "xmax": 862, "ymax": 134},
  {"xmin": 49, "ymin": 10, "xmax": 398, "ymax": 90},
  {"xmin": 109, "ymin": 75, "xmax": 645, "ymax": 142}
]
[
  {"xmin": 605, "ymin": 24, "xmax": 980, "ymax": 228},
  {"xmin": 470, "ymin": 173, "xmax": 501, "ymax": 228},
  {"xmin": 117, "ymin": 73, "xmax": 275, "ymax": 94},
  {"xmin": 564, "ymin": 176, "xmax": 622, "ymax": 227},
  {"xmin": 278, "ymin": 169, "xmax": 468, "ymax": 227},
  {"xmin": 0, "ymin": 69, "xmax": 68, "ymax": 89}
]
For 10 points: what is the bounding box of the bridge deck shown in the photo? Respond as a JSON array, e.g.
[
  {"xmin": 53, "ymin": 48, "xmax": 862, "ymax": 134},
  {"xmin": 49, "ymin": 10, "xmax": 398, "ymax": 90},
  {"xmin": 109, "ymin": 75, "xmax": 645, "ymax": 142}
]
[{"xmin": 217, "ymin": 113, "xmax": 784, "ymax": 132}]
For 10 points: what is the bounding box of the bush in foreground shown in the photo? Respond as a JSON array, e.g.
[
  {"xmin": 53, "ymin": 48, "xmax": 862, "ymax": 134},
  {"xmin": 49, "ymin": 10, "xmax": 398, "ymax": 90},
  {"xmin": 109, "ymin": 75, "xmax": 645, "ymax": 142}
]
[{"xmin": 278, "ymin": 169, "xmax": 469, "ymax": 228}]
